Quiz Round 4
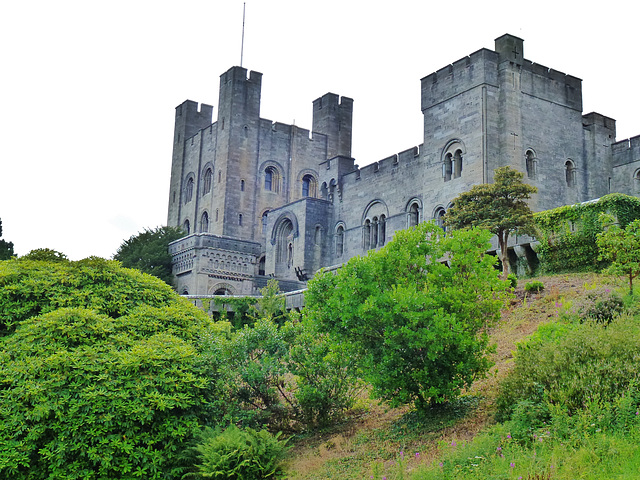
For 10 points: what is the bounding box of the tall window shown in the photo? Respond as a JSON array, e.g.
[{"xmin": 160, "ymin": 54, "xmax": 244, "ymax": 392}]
[
  {"xmin": 379, "ymin": 215, "xmax": 386, "ymax": 246},
  {"xmin": 444, "ymin": 154, "xmax": 452, "ymax": 182},
  {"xmin": 565, "ymin": 160, "xmax": 576, "ymax": 187},
  {"xmin": 185, "ymin": 177, "xmax": 194, "ymax": 203},
  {"xmin": 241, "ymin": 179, "xmax": 245, "ymax": 191},
  {"xmin": 238, "ymin": 213, "xmax": 243, "ymax": 226},
  {"xmin": 453, "ymin": 150, "xmax": 463, "ymax": 178},
  {"xmin": 434, "ymin": 207, "xmax": 446, "ymax": 230},
  {"xmin": 262, "ymin": 211, "xmax": 269, "ymax": 235},
  {"xmin": 203, "ymin": 168, "xmax": 213, "ymax": 194},
  {"xmin": 200, "ymin": 212, "xmax": 209, "ymax": 233},
  {"xmin": 526, "ymin": 150, "xmax": 536, "ymax": 179},
  {"xmin": 183, "ymin": 219, "xmax": 190, "ymax": 235},
  {"xmin": 363, "ymin": 220, "xmax": 371, "ymax": 250},
  {"xmin": 408, "ymin": 202, "xmax": 419, "ymax": 227},
  {"xmin": 336, "ymin": 225, "xmax": 344, "ymax": 256}
]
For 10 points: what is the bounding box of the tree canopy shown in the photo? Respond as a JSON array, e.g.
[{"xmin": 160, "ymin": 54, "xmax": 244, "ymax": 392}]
[
  {"xmin": 114, "ymin": 226, "xmax": 185, "ymax": 286},
  {"xmin": 0, "ymin": 218, "xmax": 14, "ymax": 260},
  {"xmin": 597, "ymin": 217, "xmax": 640, "ymax": 295},
  {"xmin": 304, "ymin": 221, "xmax": 509, "ymax": 411},
  {"xmin": 445, "ymin": 166, "xmax": 537, "ymax": 278},
  {"xmin": 0, "ymin": 256, "xmax": 222, "ymax": 479}
]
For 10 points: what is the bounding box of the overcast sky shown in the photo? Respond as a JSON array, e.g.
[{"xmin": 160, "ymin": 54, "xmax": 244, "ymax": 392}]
[{"xmin": 2, "ymin": 0, "xmax": 637, "ymax": 260}]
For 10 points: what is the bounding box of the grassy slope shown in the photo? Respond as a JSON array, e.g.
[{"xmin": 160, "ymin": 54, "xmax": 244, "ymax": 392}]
[{"xmin": 284, "ymin": 273, "xmax": 624, "ymax": 479}]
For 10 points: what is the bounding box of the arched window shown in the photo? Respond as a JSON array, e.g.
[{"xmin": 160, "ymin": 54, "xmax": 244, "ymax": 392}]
[
  {"xmin": 565, "ymin": 160, "xmax": 576, "ymax": 187},
  {"xmin": 371, "ymin": 217, "xmax": 378, "ymax": 247},
  {"xmin": 275, "ymin": 219, "xmax": 295, "ymax": 267},
  {"xmin": 408, "ymin": 202, "xmax": 420, "ymax": 227},
  {"xmin": 241, "ymin": 179, "xmax": 245, "ymax": 191},
  {"xmin": 184, "ymin": 177, "xmax": 194, "ymax": 203},
  {"xmin": 336, "ymin": 225, "xmax": 345, "ymax": 257},
  {"xmin": 453, "ymin": 150, "xmax": 463, "ymax": 178},
  {"xmin": 203, "ymin": 168, "xmax": 213, "ymax": 194},
  {"xmin": 264, "ymin": 166, "xmax": 281, "ymax": 192},
  {"xmin": 302, "ymin": 174, "xmax": 317, "ymax": 198},
  {"xmin": 200, "ymin": 211, "xmax": 209, "ymax": 233},
  {"xmin": 183, "ymin": 219, "xmax": 190, "ymax": 235},
  {"xmin": 262, "ymin": 211, "xmax": 269, "ymax": 235},
  {"xmin": 238, "ymin": 213, "xmax": 243, "ymax": 226},
  {"xmin": 635, "ymin": 170, "xmax": 640, "ymax": 193},
  {"xmin": 215, "ymin": 209, "xmax": 219, "ymax": 222},
  {"xmin": 443, "ymin": 153, "xmax": 453, "ymax": 182},
  {"xmin": 434, "ymin": 207, "xmax": 446, "ymax": 231},
  {"xmin": 258, "ymin": 256, "xmax": 266, "ymax": 276},
  {"xmin": 265, "ymin": 168, "xmax": 273, "ymax": 191},
  {"xmin": 363, "ymin": 220, "xmax": 371, "ymax": 250},
  {"xmin": 379, "ymin": 215, "xmax": 386, "ymax": 246},
  {"xmin": 525, "ymin": 150, "xmax": 536, "ymax": 179}
]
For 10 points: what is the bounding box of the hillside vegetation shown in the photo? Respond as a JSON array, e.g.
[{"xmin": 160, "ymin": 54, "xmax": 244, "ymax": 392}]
[{"xmin": 284, "ymin": 273, "xmax": 640, "ymax": 479}]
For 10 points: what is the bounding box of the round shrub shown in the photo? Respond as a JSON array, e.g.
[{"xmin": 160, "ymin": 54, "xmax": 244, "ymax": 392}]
[{"xmin": 0, "ymin": 257, "xmax": 221, "ymax": 479}]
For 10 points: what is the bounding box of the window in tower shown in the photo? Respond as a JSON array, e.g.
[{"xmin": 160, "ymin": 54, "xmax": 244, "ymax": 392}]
[{"xmin": 203, "ymin": 167, "xmax": 213, "ymax": 194}]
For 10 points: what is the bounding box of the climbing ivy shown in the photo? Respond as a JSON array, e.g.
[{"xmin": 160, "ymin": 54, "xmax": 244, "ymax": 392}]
[{"xmin": 534, "ymin": 193, "xmax": 640, "ymax": 274}]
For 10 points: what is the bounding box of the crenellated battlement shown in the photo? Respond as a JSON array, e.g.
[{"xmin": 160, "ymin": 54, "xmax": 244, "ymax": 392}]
[
  {"xmin": 612, "ymin": 135, "xmax": 640, "ymax": 156},
  {"xmin": 421, "ymin": 49, "xmax": 498, "ymax": 110},
  {"xmin": 346, "ymin": 145, "xmax": 421, "ymax": 184}
]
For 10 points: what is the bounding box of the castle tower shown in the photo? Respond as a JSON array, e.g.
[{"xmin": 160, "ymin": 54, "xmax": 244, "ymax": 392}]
[
  {"xmin": 211, "ymin": 66, "xmax": 263, "ymax": 240},
  {"xmin": 167, "ymin": 100, "xmax": 213, "ymax": 228},
  {"xmin": 492, "ymin": 34, "xmax": 525, "ymax": 179}
]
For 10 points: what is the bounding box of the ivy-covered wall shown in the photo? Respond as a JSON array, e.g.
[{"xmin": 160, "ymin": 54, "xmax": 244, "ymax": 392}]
[{"xmin": 534, "ymin": 193, "xmax": 640, "ymax": 274}]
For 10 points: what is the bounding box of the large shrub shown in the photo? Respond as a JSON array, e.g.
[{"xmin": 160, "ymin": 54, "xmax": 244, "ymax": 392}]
[
  {"xmin": 0, "ymin": 257, "xmax": 222, "ymax": 479},
  {"xmin": 305, "ymin": 222, "xmax": 509, "ymax": 410},
  {"xmin": 496, "ymin": 315, "xmax": 640, "ymax": 422}
]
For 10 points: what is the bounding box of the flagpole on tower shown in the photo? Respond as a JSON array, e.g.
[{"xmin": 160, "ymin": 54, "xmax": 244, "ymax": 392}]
[{"xmin": 240, "ymin": 2, "xmax": 246, "ymax": 67}]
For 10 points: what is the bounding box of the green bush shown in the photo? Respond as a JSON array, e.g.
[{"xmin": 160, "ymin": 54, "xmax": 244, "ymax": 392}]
[
  {"xmin": 306, "ymin": 222, "xmax": 509, "ymax": 411},
  {"xmin": 0, "ymin": 257, "xmax": 222, "ymax": 479},
  {"xmin": 524, "ymin": 280, "xmax": 544, "ymax": 293},
  {"xmin": 190, "ymin": 425, "xmax": 289, "ymax": 480},
  {"xmin": 496, "ymin": 316, "xmax": 640, "ymax": 422},
  {"xmin": 288, "ymin": 323, "xmax": 363, "ymax": 428},
  {"xmin": 507, "ymin": 273, "xmax": 518, "ymax": 289}
]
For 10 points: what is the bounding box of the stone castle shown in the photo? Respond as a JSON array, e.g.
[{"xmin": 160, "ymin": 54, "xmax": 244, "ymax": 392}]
[{"xmin": 167, "ymin": 34, "xmax": 640, "ymax": 296}]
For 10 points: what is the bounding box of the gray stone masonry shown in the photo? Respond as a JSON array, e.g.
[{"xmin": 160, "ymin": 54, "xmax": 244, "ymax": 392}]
[{"xmin": 167, "ymin": 35, "xmax": 639, "ymax": 296}]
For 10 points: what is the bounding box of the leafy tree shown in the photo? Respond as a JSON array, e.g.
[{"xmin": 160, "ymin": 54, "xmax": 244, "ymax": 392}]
[
  {"xmin": 0, "ymin": 257, "xmax": 223, "ymax": 479},
  {"xmin": 445, "ymin": 166, "xmax": 537, "ymax": 278},
  {"xmin": 0, "ymin": 218, "xmax": 14, "ymax": 260},
  {"xmin": 305, "ymin": 222, "xmax": 509, "ymax": 411},
  {"xmin": 114, "ymin": 226, "xmax": 185, "ymax": 286},
  {"xmin": 20, "ymin": 248, "xmax": 68, "ymax": 262},
  {"xmin": 597, "ymin": 217, "xmax": 640, "ymax": 295}
]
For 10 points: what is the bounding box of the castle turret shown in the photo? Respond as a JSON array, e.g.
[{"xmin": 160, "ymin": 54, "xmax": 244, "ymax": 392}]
[{"xmin": 312, "ymin": 93, "xmax": 353, "ymax": 159}]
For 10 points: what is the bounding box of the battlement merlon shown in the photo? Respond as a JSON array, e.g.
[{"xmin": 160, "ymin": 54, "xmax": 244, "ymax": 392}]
[
  {"xmin": 174, "ymin": 100, "xmax": 214, "ymax": 141},
  {"xmin": 312, "ymin": 93, "xmax": 354, "ymax": 160},
  {"xmin": 495, "ymin": 33, "xmax": 524, "ymax": 65},
  {"xmin": 583, "ymin": 112, "xmax": 616, "ymax": 132}
]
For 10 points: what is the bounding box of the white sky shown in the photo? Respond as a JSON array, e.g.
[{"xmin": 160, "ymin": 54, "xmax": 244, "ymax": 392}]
[{"xmin": 1, "ymin": 0, "xmax": 638, "ymax": 260}]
